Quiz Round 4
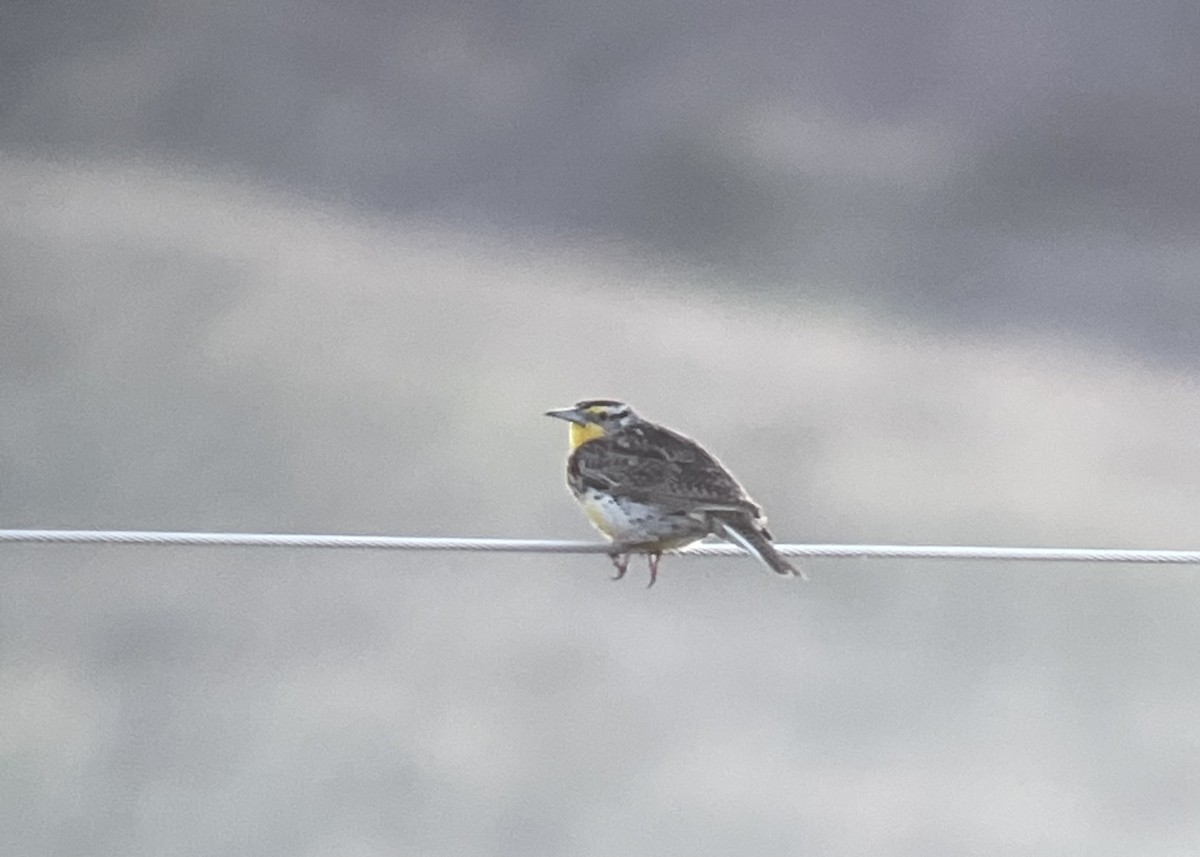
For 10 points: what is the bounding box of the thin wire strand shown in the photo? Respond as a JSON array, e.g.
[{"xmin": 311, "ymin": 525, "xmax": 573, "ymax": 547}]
[{"xmin": 1, "ymin": 529, "xmax": 1199, "ymax": 564}]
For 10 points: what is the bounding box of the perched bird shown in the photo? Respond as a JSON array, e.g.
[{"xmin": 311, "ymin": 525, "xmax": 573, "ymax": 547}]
[{"xmin": 544, "ymin": 399, "xmax": 802, "ymax": 587}]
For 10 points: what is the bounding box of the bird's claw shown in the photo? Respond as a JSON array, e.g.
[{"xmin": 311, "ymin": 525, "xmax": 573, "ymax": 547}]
[
  {"xmin": 646, "ymin": 551, "xmax": 661, "ymax": 589},
  {"xmin": 608, "ymin": 547, "xmax": 661, "ymax": 587},
  {"xmin": 608, "ymin": 549, "xmax": 630, "ymax": 581}
]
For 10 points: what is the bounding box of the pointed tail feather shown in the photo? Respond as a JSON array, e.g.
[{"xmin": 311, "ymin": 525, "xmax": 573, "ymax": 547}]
[{"xmin": 716, "ymin": 521, "xmax": 807, "ymax": 580}]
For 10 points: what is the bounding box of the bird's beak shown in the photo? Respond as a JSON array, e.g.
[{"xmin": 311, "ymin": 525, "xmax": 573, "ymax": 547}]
[{"xmin": 544, "ymin": 407, "xmax": 588, "ymax": 425}]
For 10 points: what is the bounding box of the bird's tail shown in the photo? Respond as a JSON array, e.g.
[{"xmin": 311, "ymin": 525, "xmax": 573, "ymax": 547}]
[{"xmin": 715, "ymin": 520, "xmax": 806, "ymax": 580}]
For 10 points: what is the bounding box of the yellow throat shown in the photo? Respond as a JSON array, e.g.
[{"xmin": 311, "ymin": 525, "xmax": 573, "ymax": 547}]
[{"xmin": 568, "ymin": 421, "xmax": 606, "ymax": 450}]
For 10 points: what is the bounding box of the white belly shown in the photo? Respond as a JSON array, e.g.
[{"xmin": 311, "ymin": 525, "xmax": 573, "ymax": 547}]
[{"xmin": 578, "ymin": 488, "xmax": 706, "ymax": 548}]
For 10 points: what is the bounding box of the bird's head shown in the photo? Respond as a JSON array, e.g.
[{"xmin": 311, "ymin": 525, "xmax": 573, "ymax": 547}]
[{"xmin": 544, "ymin": 399, "xmax": 638, "ymax": 449}]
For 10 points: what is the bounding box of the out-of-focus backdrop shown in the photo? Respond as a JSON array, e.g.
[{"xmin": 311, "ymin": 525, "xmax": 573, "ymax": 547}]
[{"xmin": 2, "ymin": 3, "xmax": 1199, "ymax": 855}]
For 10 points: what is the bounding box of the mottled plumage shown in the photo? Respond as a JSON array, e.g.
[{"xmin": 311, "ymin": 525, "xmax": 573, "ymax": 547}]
[{"xmin": 545, "ymin": 399, "xmax": 801, "ymax": 586}]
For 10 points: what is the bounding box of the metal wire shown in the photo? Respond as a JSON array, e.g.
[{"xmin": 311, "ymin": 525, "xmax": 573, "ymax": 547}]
[{"xmin": 1, "ymin": 529, "xmax": 1199, "ymax": 564}]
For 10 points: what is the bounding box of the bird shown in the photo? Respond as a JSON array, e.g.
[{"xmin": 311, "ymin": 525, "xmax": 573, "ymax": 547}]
[{"xmin": 544, "ymin": 399, "xmax": 802, "ymax": 587}]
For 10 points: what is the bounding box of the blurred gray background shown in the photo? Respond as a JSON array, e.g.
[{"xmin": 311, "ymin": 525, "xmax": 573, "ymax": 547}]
[{"xmin": 2, "ymin": 2, "xmax": 1199, "ymax": 855}]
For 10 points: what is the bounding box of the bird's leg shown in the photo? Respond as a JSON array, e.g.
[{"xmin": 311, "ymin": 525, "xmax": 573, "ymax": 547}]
[
  {"xmin": 646, "ymin": 551, "xmax": 662, "ymax": 589},
  {"xmin": 607, "ymin": 547, "xmax": 630, "ymax": 581}
]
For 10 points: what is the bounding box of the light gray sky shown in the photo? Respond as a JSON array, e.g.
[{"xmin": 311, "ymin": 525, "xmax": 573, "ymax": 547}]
[{"xmin": 4, "ymin": 0, "xmax": 1199, "ymax": 359}]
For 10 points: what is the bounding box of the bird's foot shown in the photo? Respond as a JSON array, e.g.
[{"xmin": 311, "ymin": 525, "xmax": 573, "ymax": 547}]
[
  {"xmin": 607, "ymin": 545, "xmax": 663, "ymax": 588},
  {"xmin": 646, "ymin": 551, "xmax": 662, "ymax": 589},
  {"xmin": 608, "ymin": 548, "xmax": 630, "ymax": 581}
]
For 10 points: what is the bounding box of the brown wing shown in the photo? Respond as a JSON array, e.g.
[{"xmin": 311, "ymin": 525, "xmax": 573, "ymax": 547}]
[{"xmin": 569, "ymin": 422, "xmax": 762, "ymax": 517}]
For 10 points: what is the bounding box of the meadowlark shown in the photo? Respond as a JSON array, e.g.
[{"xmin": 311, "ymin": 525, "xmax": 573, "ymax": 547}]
[{"xmin": 545, "ymin": 399, "xmax": 802, "ymax": 587}]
